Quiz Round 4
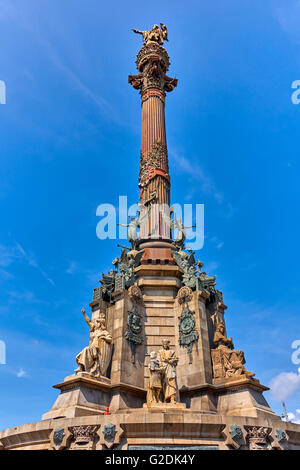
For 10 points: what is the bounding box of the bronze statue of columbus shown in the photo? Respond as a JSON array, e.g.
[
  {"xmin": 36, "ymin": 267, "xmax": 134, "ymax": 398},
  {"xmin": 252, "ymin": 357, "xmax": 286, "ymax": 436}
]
[{"xmin": 132, "ymin": 23, "xmax": 168, "ymax": 45}]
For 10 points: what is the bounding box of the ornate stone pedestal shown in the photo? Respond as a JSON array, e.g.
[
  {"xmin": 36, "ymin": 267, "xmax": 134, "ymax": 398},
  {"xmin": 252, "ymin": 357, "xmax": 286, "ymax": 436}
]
[{"xmin": 38, "ymin": 258, "xmax": 296, "ymax": 448}]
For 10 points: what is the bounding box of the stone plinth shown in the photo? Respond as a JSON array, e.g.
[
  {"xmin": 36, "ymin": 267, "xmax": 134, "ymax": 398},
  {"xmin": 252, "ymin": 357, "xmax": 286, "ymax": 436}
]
[
  {"xmin": 1, "ymin": 410, "xmax": 300, "ymax": 450},
  {"xmin": 215, "ymin": 378, "xmax": 278, "ymax": 419},
  {"xmin": 43, "ymin": 372, "xmax": 146, "ymax": 420},
  {"xmin": 143, "ymin": 403, "xmax": 186, "ymax": 411},
  {"xmin": 42, "ymin": 373, "xmax": 112, "ymax": 420}
]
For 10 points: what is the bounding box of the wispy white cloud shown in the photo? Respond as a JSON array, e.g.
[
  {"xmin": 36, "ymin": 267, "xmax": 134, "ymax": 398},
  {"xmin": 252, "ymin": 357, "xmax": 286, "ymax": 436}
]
[
  {"xmin": 41, "ymin": 40, "xmax": 116, "ymax": 120},
  {"xmin": 208, "ymin": 235, "xmax": 224, "ymax": 250},
  {"xmin": 269, "ymin": 371, "xmax": 300, "ymax": 402},
  {"xmin": 7, "ymin": 289, "xmax": 48, "ymax": 305},
  {"xmin": 287, "ymin": 409, "xmax": 300, "ymax": 424},
  {"xmin": 86, "ymin": 270, "xmax": 101, "ymax": 287},
  {"xmin": 172, "ymin": 150, "xmax": 214, "ymax": 194},
  {"xmin": 16, "ymin": 368, "xmax": 28, "ymax": 378},
  {"xmin": 0, "ymin": 0, "xmax": 116, "ymax": 120},
  {"xmin": 0, "ymin": 0, "xmax": 17, "ymax": 21},
  {"xmin": 15, "ymin": 242, "xmax": 55, "ymax": 285},
  {"xmin": 66, "ymin": 261, "xmax": 78, "ymax": 275},
  {"xmin": 170, "ymin": 149, "xmax": 234, "ymax": 217},
  {"xmin": 65, "ymin": 260, "xmax": 100, "ymax": 286},
  {"xmin": 0, "ymin": 268, "xmax": 14, "ymax": 280},
  {"xmin": 203, "ymin": 261, "xmax": 219, "ymax": 274},
  {"xmin": 273, "ymin": 0, "xmax": 300, "ymax": 44},
  {"xmin": 0, "ymin": 242, "xmax": 55, "ymax": 285},
  {"xmin": 0, "ymin": 244, "xmax": 19, "ymax": 267},
  {"xmin": 0, "ymin": 327, "xmax": 84, "ymax": 376},
  {"xmin": 222, "ymin": 297, "xmax": 300, "ymax": 363}
]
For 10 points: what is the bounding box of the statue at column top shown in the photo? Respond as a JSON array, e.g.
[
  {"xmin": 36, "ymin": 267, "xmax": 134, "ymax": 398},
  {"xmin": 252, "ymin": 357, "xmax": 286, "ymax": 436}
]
[{"xmin": 132, "ymin": 23, "xmax": 168, "ymax": 46}]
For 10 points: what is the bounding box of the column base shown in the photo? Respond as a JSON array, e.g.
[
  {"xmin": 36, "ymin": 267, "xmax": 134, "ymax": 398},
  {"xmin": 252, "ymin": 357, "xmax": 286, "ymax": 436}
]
[{"xmin": 139, "ymin": 239, "xmax": 175, "ymax": 264}]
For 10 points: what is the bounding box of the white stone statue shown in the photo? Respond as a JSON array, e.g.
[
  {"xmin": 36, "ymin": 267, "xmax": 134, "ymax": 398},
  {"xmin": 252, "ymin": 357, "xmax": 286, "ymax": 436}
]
[
  {"xmin": 157, "ymin": 339, "xmax": 179, "ymax": 404},
  {"xmin": 147, "ymin": 351, "xmax": 164, "ymax": 406},
  {"xmin": 75, "ymin": 309, "xmax": 113, "ymax": 378},
  {"xmin": 132, "ymin": 24, "xmax": 168, "ymax": 46}
]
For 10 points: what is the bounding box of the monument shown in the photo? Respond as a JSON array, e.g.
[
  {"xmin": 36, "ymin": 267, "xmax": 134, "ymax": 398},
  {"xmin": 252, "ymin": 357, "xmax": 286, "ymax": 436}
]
[{"xmin": 1, "ymin": 23, "xmax": 300, "ymax": 451}]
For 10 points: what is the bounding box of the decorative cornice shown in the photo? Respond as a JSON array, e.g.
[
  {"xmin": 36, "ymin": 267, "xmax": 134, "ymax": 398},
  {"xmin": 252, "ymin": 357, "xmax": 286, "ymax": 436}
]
[
  {"xmin": 179, "ymin": 377, "xmax": 269, "ymax": 396},
  {"xmin": 141, "ymin": 88, "xmax": 165, "ymax": 104},
  {"xmin": 129, "ymin": 43, "xmax": 177, "ymax": 97},
  {"xmin": 136, "ymin": 43, "xmax": 170, "ymax": 73},
  {"xmin": 53, "ymin": 375, "xmax": 147, "ymax": 397}
]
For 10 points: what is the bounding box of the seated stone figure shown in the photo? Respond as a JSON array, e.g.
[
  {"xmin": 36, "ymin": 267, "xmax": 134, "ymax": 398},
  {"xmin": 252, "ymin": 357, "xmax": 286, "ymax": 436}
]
[
  {"xmin": 212, "ymin": 322, "xmax": 254, "ymax": 380},
  {"xmin": 75, "ymin": 309, "xmax": 113, "ymax": 378}
]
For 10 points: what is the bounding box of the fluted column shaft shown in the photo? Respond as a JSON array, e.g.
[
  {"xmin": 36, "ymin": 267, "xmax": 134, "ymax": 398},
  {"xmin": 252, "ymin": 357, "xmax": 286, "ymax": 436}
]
[
  {"xmin": 140, "ymin": 92, "xmax": 170, "ymax": 240},
  {"xmin": 129, "ymin": 41, "xmax": 177, "ymax": 255}
]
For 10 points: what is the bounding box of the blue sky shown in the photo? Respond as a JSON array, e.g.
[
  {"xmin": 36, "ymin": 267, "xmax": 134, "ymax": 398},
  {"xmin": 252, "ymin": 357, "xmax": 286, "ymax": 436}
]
[{"xmin": 1, "ymin": 0, "xmax": 300, "ymax": 430}]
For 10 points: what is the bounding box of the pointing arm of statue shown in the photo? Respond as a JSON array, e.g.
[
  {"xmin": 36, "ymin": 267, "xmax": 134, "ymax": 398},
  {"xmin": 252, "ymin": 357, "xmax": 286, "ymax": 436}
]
[
  {"xmin": 132, "ymin": 29, "xmax": 143, "ymax": 35},
  {"xmin": 81, "ymin": 308, "xmax": 92, "ymax": 328}
]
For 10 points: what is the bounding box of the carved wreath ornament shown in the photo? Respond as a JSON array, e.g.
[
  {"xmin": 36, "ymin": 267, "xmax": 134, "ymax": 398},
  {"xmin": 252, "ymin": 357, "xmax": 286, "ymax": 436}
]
[
  {"xmin": 179, "ymin": 311, "xmax": 196, "ymax": 336},
  {"xmin": 128, "ymin": 285, "xmax": 142, "ymax": 301},
  {"xmin": 177, "ymin": 286, "xmax": 193, "ymax": 305}
]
